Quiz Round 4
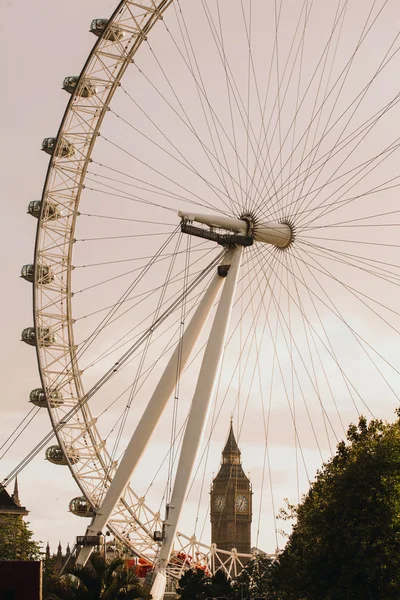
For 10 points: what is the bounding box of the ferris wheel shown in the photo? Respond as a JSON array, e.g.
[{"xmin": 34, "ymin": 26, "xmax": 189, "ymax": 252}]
[{"xmin": 21, "ymin": 0, "xmax": 400, "ymax": 597}]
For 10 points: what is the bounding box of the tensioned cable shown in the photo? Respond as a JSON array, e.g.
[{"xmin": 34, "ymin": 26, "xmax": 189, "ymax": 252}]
[
  {"xmin": 103, "ymin": 233, "xmax": 184, "ymax": 484},
  {"xmin": 253, "ymin": 244, "xmax": 345, "ymax": 442},
  {"xmin": 48, "ymin": 227, "xmax": 181, "ymax": 392},
  {"xmin": 290, "ymin": 246, "xmax": 400, "ymax": 409},
  {"xmin": 88, "ymin": 162, "xmax": 221, "ymax": 213},
  {"xmin": 253, "ymin": 0, "xmax": 350, "ymax": 214},
  {"xmin": 258, "ymin": 91, "xmax": 400, "ymax": 223},
  {"xmin": 109, "ymin": 103, "xmax": 236, "ymax": 215},
  {"xmin": 0, "ymin": 407, "xmax": 41, "ymax": 460},
  {"xmin": 171, "ymin": 1, "xmax": 240, "ymax": 214},
  {"xmin": 0, "ymin": 253, "xmax": 222, "ymax": 491},
  {"xmin": 78, "ymin": 250, "xmax": 219, "ymax": 374},
  {"xmin": 267, "ymin": 246, "xmax": 377, "ymax": 415},
  {"xmin": 291, "ymin": 1, "xmax": 396, "ymax": 223},
  {"xmin": 256, "ymin": 0, "xmax": 393, "ymax": 219},
  {"xmin": 293, "ymin": 243, "xmax": 400, "ymax": 368},
  {"xmin": 286, "ymin": 251, "xmax": 346, "ymax": 434},
  {"xmin": 262, "ymin": 0, "xmax": 390, "ymax": 210},
  {"xmin": 287, "ymin": 0, "xmax": 348, "ymax": 222}
]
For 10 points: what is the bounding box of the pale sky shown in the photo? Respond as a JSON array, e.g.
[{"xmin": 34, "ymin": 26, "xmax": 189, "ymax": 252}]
[{"xmin": 1, "ymin": 0, "xmax": 400, "ymax": 559}]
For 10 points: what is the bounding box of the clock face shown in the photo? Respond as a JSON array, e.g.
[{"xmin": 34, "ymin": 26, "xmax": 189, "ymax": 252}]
[
  {"xmin": 235, "ymin": 494, "xmax": 249, "ymax": 512},
  {"xmin": 214, "ymin": 495, "xmax": 226, "ymax": 511}
]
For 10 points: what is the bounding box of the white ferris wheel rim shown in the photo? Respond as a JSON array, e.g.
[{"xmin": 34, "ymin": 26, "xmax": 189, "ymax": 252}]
[
  {"xmin": 33, "ymin": 0, "xmax": 256, "ymax": 576},
  {"xmin": 30, "ymin": 0, "xmax": 400, "ymax": 579}
]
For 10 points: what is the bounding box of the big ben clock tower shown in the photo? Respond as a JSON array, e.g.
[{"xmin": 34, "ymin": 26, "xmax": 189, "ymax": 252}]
[{"xmin": 210, "ymin": 422, "xmax": 252, "ymax": 554}]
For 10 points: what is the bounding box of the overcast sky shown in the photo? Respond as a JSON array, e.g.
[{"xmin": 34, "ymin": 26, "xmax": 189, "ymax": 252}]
[{"xmin": 2, "ymin": 0, "xmax": 400, "ymax": 558}]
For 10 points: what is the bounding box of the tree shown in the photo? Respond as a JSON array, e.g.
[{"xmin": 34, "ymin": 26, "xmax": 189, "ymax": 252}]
[
  {"xmin": 45, "ymin": 552, "xmax": 150, "ymax": 600},
  {"xmin": 271, "ymin": 416, "xmax": 400, "ymax": 600},
  {"xmin": 176, "ymin": 567, "xmax": 209, "ymax": 600},
  {"xmin": 232, "ymin": 555, "xmax": 274, "ymax": 599},
  {"xmin": 0, "ymin": 515, "xmax": 42, "ymax": 560}
]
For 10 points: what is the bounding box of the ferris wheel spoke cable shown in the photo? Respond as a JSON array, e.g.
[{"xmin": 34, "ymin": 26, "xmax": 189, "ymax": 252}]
[
  {"xmin": 89, "ymin": 161, "xmax": 222, "ymax": 213},
  {"xmin": 276, "ymin": 245, "xmax": 397, "ymax": 410},
  {"xmin": 79, "ymin": 251, "xmax": 219, "ymax": 374},
  {"xmin": 300, "ymin": 241, "xmax": 400, "ymax": 285},
  {"xmin": 99, "ymin": 286, "xmax": 210, "ymax": 446},
  {"xmin": 78, "ymin": 213, "xmax": 176, "ymax": 227},
  {"xmin": 284, "ymin": 253, "xmax": 335, "ymax": 454},
  {"xmin": 214, "ymin": 0, "xmax": 247, "ymax": 210},
  {"xmin": 268, "ymin": 246, "xmax": 369, "ymax": 414},
  {"xmin": 287, "ymin": 252, "xmax": 347, "ymax": 433},
  {"xmin": 252, "ymin": 0, "xmax": 350, "ymax": 212},
  {"xmin": 299, "ymin": 139, "xmax": 400, "ymax": 230},
  {"xmin": 167, "ymin": 1, "xmax": 255, "ymax": 210},
  {"xmin": 299, "ymin": 242, "xmax": 400, "ymax": 293},
  {"xmin": 287, "ymin": 0, "xmax": 360, "ymax": 220},
  {"xmin": 248, "ymin": 0, "xmax": 316, "ymax": 211},
  {"xmin": 0, "ymin": 255, "xmax": 225, "ymax": 491},
  {"xmin": 200, "ymin": 0, "xmax": 282, "ymax": 204},
  {"xmin": 187, "ymin": 248, "xmax": 282, "ymax": 533},
  {"xmin": 171, "ymin": 0, "xmax": 283, "ymax": 209},
  {"xmin": 0, "ymin": 407, "xmax": 41, "ymax": 460},
  {"xmin": 256, "ymin": 1, "xmax": 395, "ymax": 219},
  {"xmin": 292, "ymin": 245, "xmax": 400, "ymax": 389},
  {"xmin": 73, "ymin": 240, "xmax": 210, "ymax": 270},
  {"xmin": 259, "ymin": 90, "xmax": 400, "ymax": 224},
  {"xmin": 252, "ymin": 249, "xmax": 329, "ymax": 458},
  {"xmin": 130, "ymin": 56, "xmax": 238, "ymax": 215},
  {"xmin": 61, "ymin": 250, "xmax": 222, "ymax": 391},
  {"xmin": 48, "ymin": 227, "xmax": 183, "ymax": 390},
  {"xmin": 104, "ymin": 233, "xmax": 185, "ymax": 480},
  {"xmin": 286, "ymin": 0, "xmax": 348, "ymax": 222},
  {"xmin": 98, "ymin": 134, "xmax": 235, "ymax": 216},
  {"xmin": 254, "ymin": 245, "xmax": 348, "ymax": 444},
  {"xmin": 293, "ymin": 106, "xmax": 400, "ymax": 231},
  {"xmin": 109, "ymin": 105, "xmax": 238, "ymax": 214},
  {"xmin": 287, "ymin": 246, "xmax": 360, "ymax": 415},
  {"xmin": 263, "ymin": 255, "xmax": 313, "ymax": 482},
  {"xmin": 146, "ymin": 11, "xmax": 241, "ymax": 216}
]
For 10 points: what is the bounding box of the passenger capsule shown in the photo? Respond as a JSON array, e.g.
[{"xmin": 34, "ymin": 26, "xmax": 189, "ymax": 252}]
[
  {"xmin": 62, "ymin": 76, "xmax": 97, "ymax": 98},
  {"xmin": 90, "ymin": 18, "xmax": 125, "ymax": 41},
  {"xmin": 27, "ymin": 200, "xmax": 62, "ymax": 220},
  {"xmin": 42, "ymin": 137, "xmax": 75, "ymax": 158},
  {"xmin": 29, "ymin": 388, "xmax": 64, "ymax": 408},
  {"xmin": 69, "ymin": 496, "xmax": 95, "ymax": 517},
  {"xmin": 21, "ymin": 264, "xmax": 54, "ymax": 285},
  {"xmin": 21, "ymin": 327, "xmax": 56, "ymax": 347},
  {"xmin": 45, "ymin": 445, "xmax": 79, "ymax": 465}
]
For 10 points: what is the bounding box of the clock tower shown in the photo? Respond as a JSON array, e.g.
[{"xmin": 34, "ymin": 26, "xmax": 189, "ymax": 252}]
[{"xmin": 210, "ymin": 422, "xmax": 252, "ymax": 554}]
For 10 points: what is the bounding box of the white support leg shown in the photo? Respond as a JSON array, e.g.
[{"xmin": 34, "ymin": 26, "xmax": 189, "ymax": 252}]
[
  {"xmin": 151, "ymin": 245, "xmax": 243, "ymax": 600},
  {"xmin": 76, "ymin": 255, "xmax": 231, "ymax": 567}
]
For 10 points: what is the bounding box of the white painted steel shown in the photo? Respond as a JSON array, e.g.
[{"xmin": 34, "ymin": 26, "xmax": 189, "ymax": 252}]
[
  {"xmin": 75, "ymin": 263, "xmax": 228, "ymax": 567},
  {"xmin": 151, "ymin": 246, "xmax": 243, "ymax": 600},
  {"xmin": 178, "ymin": 211, "xmax": 247, "ymax": 233},
  {"xmin": 178, "ymin": 210, "xmax": 292, "ymax": 248},
  {"xmin": 32, "ymin": 0, "xmax": 275, "ymax": 579},
  {"xmin": 253, "ymin": 223, "xmax": 292, "ymax": 248}
]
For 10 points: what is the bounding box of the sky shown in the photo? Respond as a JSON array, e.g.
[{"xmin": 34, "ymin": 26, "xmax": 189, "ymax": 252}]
[{"xmin": 2, "ymin": 0, "xmax": 400, "ymax": 560}]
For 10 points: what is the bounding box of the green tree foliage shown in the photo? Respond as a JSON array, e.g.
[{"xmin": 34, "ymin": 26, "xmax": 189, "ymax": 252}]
[
  {"xmin": 46, "ymin": 552, "xmax": 150, "ymax": 600},
  {"xmin": 176, "ymin": 567, "xmax": 234, "ymax": 599},
  {"xmin": 176, "ymin": 558, "xmax": 274, "ymax": 600},
  {"xmin": 0, "ymin": 515, "xmax": 42, "ymax": 560},
  {"xmin": 272, "ymin": 416, "xmax": 400, "ymax": 600},
  {"xmin": 232, "ymin": 555, "xmax": 274, "ymax": 599}
]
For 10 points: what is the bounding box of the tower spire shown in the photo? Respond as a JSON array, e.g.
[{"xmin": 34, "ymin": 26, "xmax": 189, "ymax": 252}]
[
  {"xmin": 12, "ymin": 477, "xmax": 21, "ymax": 506},
  {"xmin": 222, "ymin": 420, "xmax": 241, "ymax": 465}
]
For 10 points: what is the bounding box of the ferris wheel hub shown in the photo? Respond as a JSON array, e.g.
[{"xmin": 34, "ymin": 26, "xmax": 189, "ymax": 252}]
[{"xmin": 178, "ymin": 210, "xmax": 294, "ymax": 249}]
